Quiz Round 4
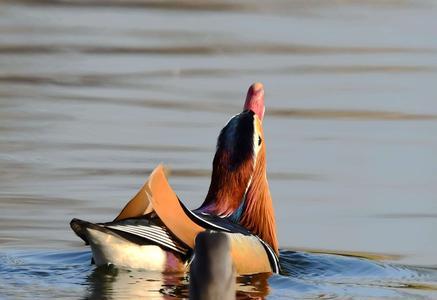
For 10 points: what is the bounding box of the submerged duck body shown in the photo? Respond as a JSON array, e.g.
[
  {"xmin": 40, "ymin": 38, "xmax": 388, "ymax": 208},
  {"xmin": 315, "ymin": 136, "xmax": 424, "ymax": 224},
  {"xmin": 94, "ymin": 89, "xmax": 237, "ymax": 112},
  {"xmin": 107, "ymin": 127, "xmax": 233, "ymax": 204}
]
[{"xmin": 70, "ymin": 83, "xmax": 280, "ymax": 275}]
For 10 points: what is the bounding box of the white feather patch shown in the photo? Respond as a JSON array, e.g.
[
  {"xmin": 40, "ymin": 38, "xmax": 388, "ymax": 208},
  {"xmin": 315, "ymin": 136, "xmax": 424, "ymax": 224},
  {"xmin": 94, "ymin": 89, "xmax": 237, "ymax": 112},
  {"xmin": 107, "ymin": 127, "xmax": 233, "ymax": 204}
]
[{"xmin": 86, "ymin": 228, "xmax": 167, "ymax": 270}]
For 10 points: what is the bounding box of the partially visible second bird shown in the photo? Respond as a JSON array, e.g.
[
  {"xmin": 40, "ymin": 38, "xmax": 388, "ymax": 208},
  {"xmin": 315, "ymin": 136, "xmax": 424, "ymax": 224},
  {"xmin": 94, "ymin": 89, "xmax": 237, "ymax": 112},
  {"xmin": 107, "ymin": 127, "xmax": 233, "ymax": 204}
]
[{"xmin": 190, "ymin": 231, "xmax": 235, "ymax": 300}]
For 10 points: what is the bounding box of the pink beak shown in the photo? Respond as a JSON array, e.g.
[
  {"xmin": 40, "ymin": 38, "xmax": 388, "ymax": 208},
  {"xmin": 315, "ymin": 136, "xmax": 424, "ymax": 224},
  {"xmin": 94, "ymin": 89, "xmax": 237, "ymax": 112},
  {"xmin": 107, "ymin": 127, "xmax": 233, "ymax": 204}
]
[{"xmin": 244, "ymin": 82, "xmax": 265, "ymax": 121}]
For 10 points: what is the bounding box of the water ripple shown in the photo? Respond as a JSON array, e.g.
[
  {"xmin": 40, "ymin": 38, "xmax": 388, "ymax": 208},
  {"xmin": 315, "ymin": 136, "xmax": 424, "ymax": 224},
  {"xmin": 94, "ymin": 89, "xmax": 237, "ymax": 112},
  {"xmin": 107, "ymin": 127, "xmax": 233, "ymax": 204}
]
[
  {"xmin": 49, "ymin": 166, "xmax": 322, "ymax": 181},
  {"xmin": 5, "ymin": 0, "xmax": 434, "ymax": 12},
  {"xmin": 0, "ymin": 43, "xmax": 434, "ymax": 56},
  {"xmin": 1, "ymin": 64, "xmax": 435, "ymax": 87},
  {"xmin": 268, "ymin": 108, "xmax": 437, "ymax": 121}
]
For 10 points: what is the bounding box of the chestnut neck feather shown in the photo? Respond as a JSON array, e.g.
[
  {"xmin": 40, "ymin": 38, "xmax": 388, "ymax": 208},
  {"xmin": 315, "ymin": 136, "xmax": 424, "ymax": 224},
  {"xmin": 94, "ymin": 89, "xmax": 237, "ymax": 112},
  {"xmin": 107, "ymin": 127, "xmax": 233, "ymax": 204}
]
[
  {"xmin": 239, "ymin": 144, "xmax": 278, "ymax": 254},
  {"xmin": 200, "ymin": 111, "xmax": 255, "ymax": 216},
  {"xmin": 201, "ymin": 149, "xmax": 254, "ymax": 217},
  {"xmin": 199, "ymin": 127, "xmax": 278, "ymax": 254}
]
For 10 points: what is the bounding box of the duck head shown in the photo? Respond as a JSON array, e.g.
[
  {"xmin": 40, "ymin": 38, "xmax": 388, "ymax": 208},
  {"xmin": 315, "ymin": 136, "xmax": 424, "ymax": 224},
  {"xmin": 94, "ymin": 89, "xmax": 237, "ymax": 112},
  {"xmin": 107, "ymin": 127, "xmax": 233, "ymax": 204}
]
[{"xmin": 198, "ymin": 83, "xmax": 278, "ymax": 254}]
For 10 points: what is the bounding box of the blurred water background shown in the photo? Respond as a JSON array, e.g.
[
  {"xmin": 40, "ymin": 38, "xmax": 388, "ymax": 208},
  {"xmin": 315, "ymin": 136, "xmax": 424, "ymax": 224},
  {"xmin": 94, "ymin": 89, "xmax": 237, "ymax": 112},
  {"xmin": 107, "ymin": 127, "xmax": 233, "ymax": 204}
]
[{"xmin": 0, "ymin": 0, "xmax": 436, "ymax": 299}]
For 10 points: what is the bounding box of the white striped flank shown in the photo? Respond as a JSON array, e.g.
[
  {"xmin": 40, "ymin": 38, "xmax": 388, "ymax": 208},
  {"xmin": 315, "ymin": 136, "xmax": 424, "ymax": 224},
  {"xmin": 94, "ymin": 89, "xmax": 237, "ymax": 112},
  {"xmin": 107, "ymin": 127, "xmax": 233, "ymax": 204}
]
[
  {"xmin": 106, "ymin": 224, "xmax": 188, "ymax": 254},
  {"xmin": 85, "ymin": 228, "xmax": 168, "ymax": 270}
]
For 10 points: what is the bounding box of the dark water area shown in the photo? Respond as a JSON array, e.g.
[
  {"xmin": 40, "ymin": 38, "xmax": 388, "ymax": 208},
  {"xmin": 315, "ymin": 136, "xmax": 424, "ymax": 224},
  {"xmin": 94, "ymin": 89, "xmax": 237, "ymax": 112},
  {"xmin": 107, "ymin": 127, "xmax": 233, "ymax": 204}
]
[
  {"xmin": 1, "ymin": 249, "xmax": 437, "ymax": 299},
  {"xmin": 1, "ymin": 0, "xmax": 437, "ymax": 298}
]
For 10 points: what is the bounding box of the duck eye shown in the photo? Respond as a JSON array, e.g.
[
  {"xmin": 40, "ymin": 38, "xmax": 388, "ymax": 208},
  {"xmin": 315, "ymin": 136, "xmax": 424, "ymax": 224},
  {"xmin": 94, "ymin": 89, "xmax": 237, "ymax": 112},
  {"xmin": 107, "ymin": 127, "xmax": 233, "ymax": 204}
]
[{"xmin": 258, "ymin": 136, "xmax": 262, "ymax": 146}]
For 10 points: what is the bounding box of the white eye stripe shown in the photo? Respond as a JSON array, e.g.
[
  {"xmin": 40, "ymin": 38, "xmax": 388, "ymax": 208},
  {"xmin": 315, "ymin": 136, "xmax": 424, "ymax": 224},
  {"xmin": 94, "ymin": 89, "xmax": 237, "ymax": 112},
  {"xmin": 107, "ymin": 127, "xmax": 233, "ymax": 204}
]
[{"xmin": 253, "ymin": 119, "xmax": 262, "ymax": 158}]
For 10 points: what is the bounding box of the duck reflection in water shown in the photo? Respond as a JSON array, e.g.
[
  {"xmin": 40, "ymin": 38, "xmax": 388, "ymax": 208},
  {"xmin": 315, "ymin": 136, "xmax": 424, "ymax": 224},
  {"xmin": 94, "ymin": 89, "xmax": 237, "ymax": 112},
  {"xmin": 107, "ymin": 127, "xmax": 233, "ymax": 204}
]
[{"xmin": 84, "ymin": 240, "xmax": 270, "ymax": 300}]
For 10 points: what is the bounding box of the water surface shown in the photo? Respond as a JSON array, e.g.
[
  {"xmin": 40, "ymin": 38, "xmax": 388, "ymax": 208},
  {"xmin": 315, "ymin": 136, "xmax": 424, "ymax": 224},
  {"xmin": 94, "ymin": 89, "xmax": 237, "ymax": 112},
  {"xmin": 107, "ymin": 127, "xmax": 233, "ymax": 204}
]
[{"xmin": 1, "ymin": 0, "xmax": 437, "ymax": 298}]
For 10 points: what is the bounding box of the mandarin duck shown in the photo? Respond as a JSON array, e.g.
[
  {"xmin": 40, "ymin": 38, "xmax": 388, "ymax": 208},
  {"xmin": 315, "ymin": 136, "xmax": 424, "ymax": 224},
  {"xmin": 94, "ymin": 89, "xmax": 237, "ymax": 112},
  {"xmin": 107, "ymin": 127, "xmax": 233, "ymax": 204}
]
[{"xmin": 70, "ymin": 83, "xmax": 280, "ymax": 275}]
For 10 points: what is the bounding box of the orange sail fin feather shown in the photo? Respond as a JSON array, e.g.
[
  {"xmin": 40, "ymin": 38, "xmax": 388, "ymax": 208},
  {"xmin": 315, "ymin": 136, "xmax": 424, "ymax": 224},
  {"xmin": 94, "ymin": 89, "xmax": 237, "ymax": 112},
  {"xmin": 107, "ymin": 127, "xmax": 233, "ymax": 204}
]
[
  {"xmin": 114, "ymin": 178, "xmax": 154, "ymax": 221},
  {"xmin": 146, "ymin": 164, "xmax": 204, "ymax": 248}
]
